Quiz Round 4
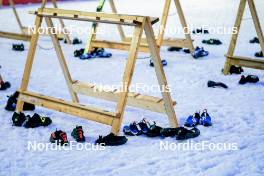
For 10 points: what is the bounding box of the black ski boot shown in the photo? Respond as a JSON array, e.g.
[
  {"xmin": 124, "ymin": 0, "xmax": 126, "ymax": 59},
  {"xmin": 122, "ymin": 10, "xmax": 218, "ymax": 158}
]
[
  {"xmin": 255, "ymin": 51, "xmax": 263, "ymax": 57},
  {"xmin": 160, "ymin": 128, "xmax": 181, "ymax": 137},
  {"xmin": 68, "ymin": 38, "xmax": 82, "ymax": 45},
  {"xmin": 202, "ymin": 39, "xmax": 222, "ymax": 45},
  {"xmin": 249, "ymin": 37, "xmax": 259, "ymax": 44},
  {"xmin": 71, "ymin": 126, "xmax": 85, "ymax": 142},
  {"xmin": 146, "ymin": 122, "xmax": 162, "ymax": 137},
  {"xmin": 50, "ymin": 130, "xmax": 69, "ymax": 145},
  {"xmin": 24, "ymin": 113, "xmax": 52, "ymax": 128},
  {"xmin": 0, "ymin": 81, "xmax": 11, "ymax": 90},
  {"xmin": 207, "ymin": 80, "xmax": 228, "ymax": 89},
  {"xmin": 95, "ymin": 133, "xmax": 127, "ymax": 146},
  {"xmin": 167, "ymin": 47, "xmax": 182, "ymax": 52},
  {"xmin": 74, "ymin": 48, "xmax": 84, "ymax": 57},
  {"xmin": 176, "ymin": 127, "xmax": 200, "ymax": 140},
  {"xmin": 149, "ymin": 59, "xmax": 167, "ymax": 67},
  {"xmin": 183, "ymin": 48, "xmax": 190, "ymax": 53},
  {"xmin": 12, "ymin": 43, "xmax": 24, "ymax": 51},
  {"xmin": 229, "ymin": 65, "xmax": 244, "ymax": 74},
  {"xmin": 5, "ymin": 91, "xmax": 35, "ymax": 111},
  {"xmin": 12, "ymin": 112, "xmax": 26, "ymax": 127},
  {"xmin": 239, "ymin": 75, "xmax": 259, "ymax": 84}
]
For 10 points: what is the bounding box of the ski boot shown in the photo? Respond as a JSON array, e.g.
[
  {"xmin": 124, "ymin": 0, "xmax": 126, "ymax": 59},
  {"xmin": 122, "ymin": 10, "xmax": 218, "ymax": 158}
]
[
  {"xmin": 5, "ymin": 91, "xmax": 35, "ymax": 111},
  {"xmin": 12, "ymin": 112, "xmax": 26, "ymax": 127},
  {"xmin": 229, "ymin": 65, "xmax": 244, "ymax": 74},
  {"xmin": 207, "ymin": 80, "xmax": 228, "ymax": 89},
  {"xmin": 93, "ymin": 48, "xmax": 112, "ymax": 58},
  {"xmin": 176, "ymin": 127, "xmax": 200, "ymax": 140},
  {"xmin": 255, "ymin": 51, "xmax": 263, "ymax": 57},
  {"xmin": 24, "ymin": 113, "xmax": 52, "ymax": 128},
  {"xmin": 12, "ymin": 43, "xmax": 24, "ymax": 51},
  {"xmin": 146, "ymin": 122, "xmax": 162, "ymax": 137},
  {"xmin": 95, "ymin": 133, "xmax": 127, "ymax": 146},
  {"xmin": 199, "ymin": 109, "xmax": 212, "ymax": 126},
  {"xmin": 0, "ymin": 81, "xmax": 11, "ymax": 90},
  {"xmin": 149, "ymin": 59, "xmax": 167, "ymax": 67},
  {"xmin": 50, "ymin": 130, "xmax": 69, "ymax": 146},
  {"xmin": 250, "ymin": 37, "xmax": 259, "ymax": 44},
  {"xmin": 167, "ymin": 47, "xmax": 182, "ymax": 52},
  {"xmin": 192, "ymin": 47, "xmax": 209, "ymax": 59},
  {"xmin": 123, "ymin": 122, "xmax": 142, "ymax": 136},
  {"xmin": 72, "ymin": 38, "xmax": 82, "ymax": 45},
  {"xmin": 184, "ymin": 112, "xmax": 200, "ymax": 127},
  {"xmin": 202, "ymin": 39, "xmax": 222, "ymax": 45},
  {"xmin": 239, "ymin": 75, "xmax": 259, "ymax": 84},
  {"xmin": 71, "ymin": 126, "xmax": 85, "ymax": 142}
]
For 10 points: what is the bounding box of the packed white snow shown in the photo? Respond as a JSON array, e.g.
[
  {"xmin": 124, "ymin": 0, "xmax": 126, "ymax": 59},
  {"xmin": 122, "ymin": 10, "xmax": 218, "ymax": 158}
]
[{"xmin": 0, "ymin": 0, "xmax": 264, "ymax": 175}]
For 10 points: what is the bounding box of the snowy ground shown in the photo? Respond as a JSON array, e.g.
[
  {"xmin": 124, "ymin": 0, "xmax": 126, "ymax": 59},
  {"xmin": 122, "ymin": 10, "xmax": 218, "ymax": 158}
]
[{"xmin": 0, "ymin": 0, "xmax": 264, "ymax": 175}]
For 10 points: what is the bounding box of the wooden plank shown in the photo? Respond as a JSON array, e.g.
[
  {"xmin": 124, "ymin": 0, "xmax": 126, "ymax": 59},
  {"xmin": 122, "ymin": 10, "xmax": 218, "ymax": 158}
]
[
  {"xmin": 173, "ymin": 0, "xmax": 195, "ymax": 53},
  {"xmin": 0, "ymin": 31, "xmax": 31, "ymax": 41},
  {"xmin": 157, "ymin": 0, "xmax": 171, "ymax": 46},
  {"xmin": 123, "ymin": 37, "xmax": 192, "ymax": 48},
  {"xmin": 72, "ymin": 81, "xmax": 176, "ymax": 113},
  {"xmin": 144, "ymin": 17, "xmax": 179, "ymax": 128},
  {"xmin": 109, "ymin": 0, "xmax": 127, "ymax": 41},
  {"xmin": 91, "ymin": 39, "xmax": 150, "ymax": 52},
  {"xmin": 16, "ymin": 16, "xmax": 43, "ymax": 112},
  {"xmin": 247, "ymin": 0, "xmax": 264, "ymax": 53},
  {"xmin": 30, "ymin": 8, "xmax": 150, "ymax": 26},
  {"xmin": 111, "ymin": 23, "xmax": 145, "ymax": 134},
  {"xmin": 223, "ymin": 0, "xmax": 247, "ymax": 75},
  {"xmin": 51, "ymin": 0, "xmax": 71, "ymax": 44},
  {"xmin": 8, "ymin": 0, "xmax": 24, "ymax": 32},
  {"xmin": 45, "ymin": 17, "xmax": 79, "ymax": 103},
  {"xmin": 226, "ymin": 55, "xmax": 264, "ymax": 70},
  {"xmin": 18, "ymin": 90, "xmax": 116, "ymax": 126}
]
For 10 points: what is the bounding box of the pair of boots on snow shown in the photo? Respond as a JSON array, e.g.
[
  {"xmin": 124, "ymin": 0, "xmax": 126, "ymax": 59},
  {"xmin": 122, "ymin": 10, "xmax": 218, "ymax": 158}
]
[
  {"xmin": 12, "ymin": 112, "xmax": 52, "ymax": 128},
  {"xmin": 50, "ymin": 126, "xmax": 86, "ymax": 146},
  {"xmin": 184, "ymin": 109, "xmax": 212, "ymax": 128},
  {"xmin": 50, "ymin": 127, "xmax": 128, "ymax": 146}
]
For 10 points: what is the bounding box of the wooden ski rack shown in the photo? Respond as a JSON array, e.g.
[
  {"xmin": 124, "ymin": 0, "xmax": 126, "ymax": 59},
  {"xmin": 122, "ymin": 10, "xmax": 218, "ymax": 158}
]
[
  {"xmin": 86, "ymin": 0, "xmax": 195, "ymax": 54},
  {"xmin": 223, "ymin": 0, "xmax": 264, "ymax": 74},
  {"xmin": 16, "ymin": 4, "xmax": 179, "ymax": 135},
  {"xmin": 0, "ymin": 0, "xmax": 71, "ymax": 43}
]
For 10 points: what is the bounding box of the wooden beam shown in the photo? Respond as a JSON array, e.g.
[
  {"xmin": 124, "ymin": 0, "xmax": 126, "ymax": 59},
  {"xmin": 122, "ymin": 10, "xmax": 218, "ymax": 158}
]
[
  {"xmin": 226, "ymin": 55, "xmax": 264, "ymax": 70},
  {"xmin": 30, "ymin": 8, "xmax": 158, "ymax": 26},
  {"xmin": 145, "ymin": 17, "xmax": 179, "ymax": 128},
  {"xmin": 91, "ymin": 39, "xmax": 150, "ymax": 52},
  {"xmin": 45, "ymin": 17, "xmax": 79, "ymax": 103},
  {"xmin": 109, "ymin": 0, "xmax": 126, "ymax": 41},
  {"xmin": 0, "ymin": 31, "xmax": 31, "ymax": 41},
  {"xmin": 18, "ymin": 90, "xmax": 117, "ymax": 126},
  {"xmin": 16, "ymin": 16, "xmax": 43, "ymax": 112},
  {"xmin": 173, "ymin": 0, "xmax": 195, "ymax": 53},
  {"xmin": 123, "ymin": 37, "xmax": 193, "ymax": 48},
  {"xmin": 223, "ymin": 0, "xmax": 247, "ymax": 75},
  {"xmin": 72, "ymin": 81, "xmax": 176, "ymax": 114}
]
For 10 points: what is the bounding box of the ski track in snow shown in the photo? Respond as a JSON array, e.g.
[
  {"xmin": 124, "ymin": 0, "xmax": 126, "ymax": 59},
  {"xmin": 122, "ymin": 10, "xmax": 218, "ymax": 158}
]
[{"xmin": 0, "ymin": 0, "xmax": 264, "ymax": 175}]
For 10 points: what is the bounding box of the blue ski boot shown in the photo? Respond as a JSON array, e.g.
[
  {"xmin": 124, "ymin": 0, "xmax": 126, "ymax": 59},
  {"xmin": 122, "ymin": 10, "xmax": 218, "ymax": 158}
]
[
  {"xmin": 199, "ymin": 109, "xmax": 212, "ymax": 126},
  {"xmin": 184, "ymin": 112, "xmax": 200, "ymax": 127},
  {"xmin": 192, "ymin": 47, "xmax": 209, "ymax": 59}
]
